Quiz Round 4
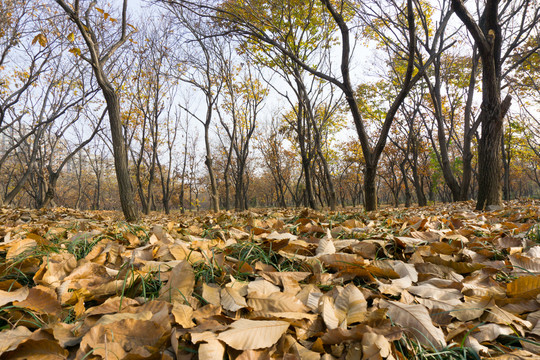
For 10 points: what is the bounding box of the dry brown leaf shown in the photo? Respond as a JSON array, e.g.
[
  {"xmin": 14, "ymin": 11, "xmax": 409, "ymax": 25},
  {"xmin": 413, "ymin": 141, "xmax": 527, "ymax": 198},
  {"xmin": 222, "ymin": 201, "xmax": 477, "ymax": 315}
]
[
  {"xmin": 198, "ymin": 339, "xmax": 226, "ymax": 360},
  {"xmin": 361, "ymin": 332, "xmax": 392, "ymax": 359},
  {"xmin": 530, "ymin": 321, "xmax": 540, "ymax": 337},
  {"xmin": 191, "ymin": 331, "xmax": 218, "ymax": 344},
  {"xmin": 321, "ymin": 324, "xmax": 369, "ymax": 344},
  {"xmin": 266, "ymin": 231, "xmax": 297, "ymax": 241},
  {"xmin": 0, "ymin": 326, "xmax": 32, "ymax": 355},
  {"xmin": 94, "ymin": 310, "xmax": 153, "ymax": 326},
  {"xmin": 78, "ymin": 318, "xmax": 168, "ymax": 358},
  {"xmin": 380, "ymin": 300, "xmax": 446, "ymax": 350},
  {"xmin": 259, "ymin": 272, "xmax": 310, "ymax": 294},
  {"xmin": 451, "ymin": 297, "xmax": 491, "ymax": 321},
  {"xmin": 247, "ymin": 279, "xmax": 281, "ymax": 297},
  {"xmin": 248, "ymin": 291, "xmax": 308, "ymax": 313},
  {"xmin": 50, "ymin": 323, "xmax": 81, "ymax": 348},
  {"xmin": 509, "ymin": 254, "xmax": 540, "ymax": 274},
  {"xmin": 234, "ymin": 348, "xmax": 272, "ymax": 360},
  {"xmin": 316, "ymin": 229, "xmax": 335, "ymax": 256},
  {"xmin": 84, "ymin": 296, "xmax": 139, "ymax": 316},
  {"xmin": 248, "ymin": 310, "xmax": 318, "ymax": 321},
  {"xmin": 506, "ymin": 275, "xmax": 540, "ymax": 299},
  {"xmin": 394, "ymin": 261, "xmax": 418, "ymax": 282},
  {"xmin": 217, "ymin": 319, "xmax": 289, "ymax": 350},
  {"xmin": 1, "ymin": 338, "xmax": 69, "ymax": 360},
  {"xmin": 483, "ymin": 305, "xmax": 532, "ymax": 329},
  {"xmin": 286, "ymin": 336, "xmax": 321, "ymax": 360},
  {"xmin": 424, "ymin": 256, "xmax": 486, "ymax": 274},
  {"xmin": 62, "ymin": 261, "xmax": 113, "ymax": 290},
  {"xmin": 225, "ymin": 276, "xmax": 249, "ymax": 295},
  {"xmin": 13, "ymin": 286, "xmax": 62, "ymax": 318},
  {"xmin": 33, "ymin": 252, "xmax": 77, "ymax": 288},
  {"xmin": 202, "ymin": 283, "xmax": 221, "ymax": 306},
  {"xmin": 471, "ymin": 323, "xmax": 513, "ymax": 343},
  {"xmin": 296, "ymin": 284, "xmax": 323, "ymax": 311},
  {"xmin": 159, "ymin": 260, "xmax": 195, "ymax": 304},
  {"xmin": 172, "ymin": 303, "xmax": 195, "ymax": 328},
  {"xmin": 320, "ymin": 295, "xmax": 340, "ymax": 330},
  {"xmin": 334, "ymin": 283, "xmax": 367, "ymax": 325},
  {"xmin": 221, "ymin": 286, "xmax": 248, "ymax": 312},
  {"xmin": 407, "ymin": 283, "xmax": 463, "ymax": 305},
  {"xmin": 193, "ymin": 304, "xmax": 222, "ymax": 323},
  {"xmin": 6, "ymin": 238, "xmax": 36, "ymax": 260},
  {"xmin": 0, "ymin": 287, "xmax": 29, "ymax": 307}
]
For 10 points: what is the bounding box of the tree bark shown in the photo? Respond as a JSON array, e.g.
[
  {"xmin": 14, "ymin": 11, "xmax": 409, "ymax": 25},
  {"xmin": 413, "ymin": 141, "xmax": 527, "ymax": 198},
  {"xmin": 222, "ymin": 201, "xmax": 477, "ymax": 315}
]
[
  {"xmin": 54, "ymin": 0, "xmax": 139, "ymax": 221},
  {"xmin": 452, "ymin": 0, "xmax": 510, "ymax": 210}
]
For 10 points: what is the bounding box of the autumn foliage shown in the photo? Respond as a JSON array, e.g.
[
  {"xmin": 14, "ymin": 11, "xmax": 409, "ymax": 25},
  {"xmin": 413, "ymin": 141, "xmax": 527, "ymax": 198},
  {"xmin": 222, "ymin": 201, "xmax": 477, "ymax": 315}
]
[{"xmin": 1, "ymin": 202, "xmax": 540, "ymax": 358}]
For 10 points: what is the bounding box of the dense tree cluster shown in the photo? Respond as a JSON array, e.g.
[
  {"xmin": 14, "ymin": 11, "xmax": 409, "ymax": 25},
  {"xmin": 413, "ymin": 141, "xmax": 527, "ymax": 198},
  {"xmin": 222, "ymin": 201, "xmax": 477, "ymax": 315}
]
[{"xmin": 0, "ymin": 0, "xmax": 539, "ymax": 220}]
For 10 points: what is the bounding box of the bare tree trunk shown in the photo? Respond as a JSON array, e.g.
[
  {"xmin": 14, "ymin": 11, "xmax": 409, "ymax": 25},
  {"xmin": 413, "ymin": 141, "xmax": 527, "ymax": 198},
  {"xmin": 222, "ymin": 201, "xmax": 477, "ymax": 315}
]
[
  {"xmin": 54, "ymin": 0, "xmax": 139, "ymax": 221},
  {"xmin": 452, "ymin": 0, "xmax": 510, "ymax": 210},
  {"xmin": 501, "ymin": 131, "xmax": 511, "ymax": 200},
  {"xmin": 204, "ymin": 121, "xmax": 219, "ymax": 212}
]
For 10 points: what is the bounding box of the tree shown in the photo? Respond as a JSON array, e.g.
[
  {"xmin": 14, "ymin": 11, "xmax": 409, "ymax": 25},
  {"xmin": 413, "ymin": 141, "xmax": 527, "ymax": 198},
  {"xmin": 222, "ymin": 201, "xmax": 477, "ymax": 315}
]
[
  {"xmin": 217, "ymin": 61, "xmax": 266, "ymax": 210},
  {"xmin": 126, "ymin": 20, "xmax": 178, "ymax": 215},
  {"xmin": 54, "ymin": 0, "xmax": 139, "ymax": 221},
  {"xmin": 451, "ymin": 0, "xmax": 540, "ymax": 209},
  {"xmin": 164, "ymin": 7, "xmax": 225, "ymax": 212},
  {"xmin": 162, "ymin": 0, "xmax": 433, "ymax": 210}
]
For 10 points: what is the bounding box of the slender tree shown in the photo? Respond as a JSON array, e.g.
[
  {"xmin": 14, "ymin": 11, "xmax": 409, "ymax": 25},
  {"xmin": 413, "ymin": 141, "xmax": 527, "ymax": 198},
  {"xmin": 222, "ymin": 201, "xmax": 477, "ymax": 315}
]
[{"xmin": 54, "ymin": 0, "xmax": 139, "ymax": 221}]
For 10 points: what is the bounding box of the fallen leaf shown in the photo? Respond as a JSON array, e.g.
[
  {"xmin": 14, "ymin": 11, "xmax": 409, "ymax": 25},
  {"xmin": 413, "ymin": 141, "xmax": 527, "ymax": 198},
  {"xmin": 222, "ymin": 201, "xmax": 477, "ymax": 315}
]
[
  {"xmin": 172, "ymin": 303, "xmax": 195, "ymax": 328},
  {"xmin": 198, "ymin": 339, "xmax": 226, "ymax": 360},
  {"xmin": 507, "ymin": 275, "xmax": 540, "ymax": 299},
  {"xmin": 217, "ymin": 319, "xmax": 289, "ymax": 350},
  {"xmin": 334, "ymin": 283, "xmax": 367, "ymax": 325},
  {"xmin": 316, "ymin": 229, "xmax": 335, "ymax": 256},
  {"xmin": 0, "ymin": 326, "xmax": 32, "ymax": 354},
  {"xmin": 159, "ymin": 261, "xmax": 195, "ymax": 304},
  {"xmin": 248, "ymin": 291, "xmax": 308, "ymax": 313},
  {"xmin": 320, "ymin": 295, "xmax": 340, "ymax": 330},
  {"xmin": 221, "ymin": 286, "xmax": 248, "ymax": 312},
  {"xmin": 380, "ymin": 300, "xmax": 446, "ymax": 350},
  {"xmin": 0, "ymin": 287, "xmax": 29, "ymax": 307}
]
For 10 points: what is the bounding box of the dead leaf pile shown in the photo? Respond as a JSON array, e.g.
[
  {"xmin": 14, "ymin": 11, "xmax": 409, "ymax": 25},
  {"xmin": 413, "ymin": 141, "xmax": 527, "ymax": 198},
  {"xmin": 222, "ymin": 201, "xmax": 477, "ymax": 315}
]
[{"xmin": 1, "ymin": 200, "xmax": 540, "ymax": 359}]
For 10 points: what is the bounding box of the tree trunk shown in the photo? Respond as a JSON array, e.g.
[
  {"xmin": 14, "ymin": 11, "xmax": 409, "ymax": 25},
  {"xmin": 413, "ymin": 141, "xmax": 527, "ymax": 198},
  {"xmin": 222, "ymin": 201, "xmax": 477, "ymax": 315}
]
[
  {"xmin": 102, "ymin": 87, "xmax": 139, "ymax": 221},
  {"xmin": 501, "ymin": 132, "xmax": 511, "ymax": 200},
  {"xmin": 400, "ymin": 160, "xmax": 412, "ymax": 207},
  {"xmin": 460, "ymin": 52, "xmax": 479, "ymax": 201},
  {"xmin": 40, "ymin": 171, "xmax": 59, "ymax": 208},
  {"xmin": 452, "ymin": 0, "xmax": 509, "ymax": 210},
  {"xmin": 364, "ymin": 164, "xmax": 378, "ymax": 211}
]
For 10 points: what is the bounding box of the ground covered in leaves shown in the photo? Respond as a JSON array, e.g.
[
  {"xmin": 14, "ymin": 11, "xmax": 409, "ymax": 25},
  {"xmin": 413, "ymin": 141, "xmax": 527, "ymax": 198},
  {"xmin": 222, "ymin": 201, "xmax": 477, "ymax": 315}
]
[{"xmin": 1, "ymin": 201, "xmax": 540, "ymax": 359}]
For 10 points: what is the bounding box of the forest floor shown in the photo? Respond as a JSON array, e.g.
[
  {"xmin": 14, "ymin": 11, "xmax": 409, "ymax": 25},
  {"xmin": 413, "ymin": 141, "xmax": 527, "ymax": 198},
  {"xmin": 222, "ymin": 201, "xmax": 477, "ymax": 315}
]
[{"xmin": 1, "ymin": 201, "xmax": 540, "ymax": 359}]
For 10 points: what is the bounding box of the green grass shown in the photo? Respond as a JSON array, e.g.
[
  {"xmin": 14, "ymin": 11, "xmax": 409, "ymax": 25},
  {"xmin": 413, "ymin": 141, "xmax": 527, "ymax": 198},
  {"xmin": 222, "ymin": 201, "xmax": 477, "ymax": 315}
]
[
  {"xmin": 115, "ymin": 262, "xmax": 165, "ymax": 303},
  {"xmin": 393, "ymin": 335, "xmax": 481, "ymax": 360},
  {"xmin": 226, "ymin": 241, "xmax": 306, "ymax": 273},
  {"xmin": 526, "ymin": 224, "xmax": 540, "ymax": 243},
  {"xmin": 65, "ymin": 234, "xmax": 100, "ymax": 260}
]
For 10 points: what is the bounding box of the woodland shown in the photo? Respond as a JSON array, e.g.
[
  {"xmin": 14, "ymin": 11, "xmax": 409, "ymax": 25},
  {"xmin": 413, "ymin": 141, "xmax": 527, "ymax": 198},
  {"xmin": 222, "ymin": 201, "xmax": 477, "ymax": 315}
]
[{"xmin": 1, "ymin": 0, "xmax": 540, "ymax": 359}]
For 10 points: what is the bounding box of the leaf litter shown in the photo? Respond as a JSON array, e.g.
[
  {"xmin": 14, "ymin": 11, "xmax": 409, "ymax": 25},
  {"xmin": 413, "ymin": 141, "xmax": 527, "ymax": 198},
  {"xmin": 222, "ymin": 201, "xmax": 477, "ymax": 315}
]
[{"xmin": 0, "ymin": 201, "xmax": 540, "ymax": 358}]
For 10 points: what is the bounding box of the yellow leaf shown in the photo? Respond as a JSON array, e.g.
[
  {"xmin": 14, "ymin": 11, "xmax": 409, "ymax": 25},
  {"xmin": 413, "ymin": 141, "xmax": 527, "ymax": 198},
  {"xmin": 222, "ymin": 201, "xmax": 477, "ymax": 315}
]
[
  {"xmin": 507, "ymin": 275, "xmax": 540, "ymax": 298},
  {"xmin": 31, "ymin": 33, "xmax": 47, "ymax": 47},
  {"xmin": 67, "ymin": 32, "xmax": 75, "ymax": 42},
  {"xmin": 69, "ymin": 47, "xmax": 81, "ymax": 56}
]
